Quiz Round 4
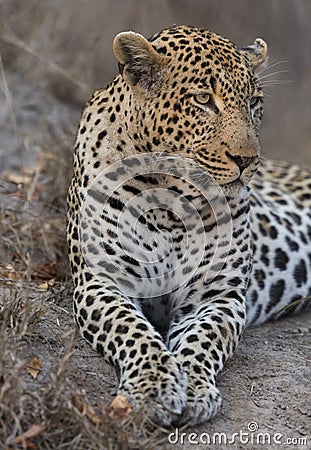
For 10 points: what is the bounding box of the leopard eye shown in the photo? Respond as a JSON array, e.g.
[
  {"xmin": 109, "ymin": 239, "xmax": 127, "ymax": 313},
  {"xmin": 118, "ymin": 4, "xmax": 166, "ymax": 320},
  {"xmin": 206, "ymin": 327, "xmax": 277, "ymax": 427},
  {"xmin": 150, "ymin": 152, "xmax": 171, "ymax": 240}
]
[
  {"xmin": 194, "ymin": 93, "xmax": 211, "ymax": 105},
  {"xmin": 250, "ymin": 96, "xmax": 262, "ymax": 108}
]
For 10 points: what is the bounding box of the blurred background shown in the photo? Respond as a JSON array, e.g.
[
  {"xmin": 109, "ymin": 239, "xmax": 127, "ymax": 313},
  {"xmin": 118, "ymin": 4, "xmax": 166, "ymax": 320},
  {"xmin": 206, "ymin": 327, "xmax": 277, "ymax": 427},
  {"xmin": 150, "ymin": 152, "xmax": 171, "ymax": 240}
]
[{"xmin": 1, "ymin": 0, "xmax": 310, "ymax": 168}]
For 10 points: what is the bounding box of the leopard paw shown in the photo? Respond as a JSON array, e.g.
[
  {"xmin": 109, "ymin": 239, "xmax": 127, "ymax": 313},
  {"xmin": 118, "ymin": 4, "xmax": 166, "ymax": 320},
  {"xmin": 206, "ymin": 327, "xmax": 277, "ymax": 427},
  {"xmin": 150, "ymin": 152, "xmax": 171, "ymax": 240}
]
[
  {"xmin": 177, "ymin": 381, "xmax": 222, "ymax": 426},
  {"xmin": 119, "ymin": 359, "xmax": 188, "ymax": 426}
]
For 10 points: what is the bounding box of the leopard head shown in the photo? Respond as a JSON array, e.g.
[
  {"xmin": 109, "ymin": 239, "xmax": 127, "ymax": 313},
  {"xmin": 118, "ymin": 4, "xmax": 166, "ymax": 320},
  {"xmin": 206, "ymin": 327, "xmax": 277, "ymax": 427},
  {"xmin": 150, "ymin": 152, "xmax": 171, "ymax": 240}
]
[{"xmin": 113, "ymin": 25, "xmax": 268, "ymax": 186}]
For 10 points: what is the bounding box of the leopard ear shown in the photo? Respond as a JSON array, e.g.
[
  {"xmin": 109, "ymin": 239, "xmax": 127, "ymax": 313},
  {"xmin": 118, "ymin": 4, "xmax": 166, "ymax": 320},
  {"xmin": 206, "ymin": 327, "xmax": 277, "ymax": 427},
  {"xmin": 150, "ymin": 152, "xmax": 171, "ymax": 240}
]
[
  {"xmin": 113, "ymin": 31, "xmax": 164, "ymax": 90},
  {"xmin": 240, "ymin": 38, "xmax": 268, "ymax": 70}
]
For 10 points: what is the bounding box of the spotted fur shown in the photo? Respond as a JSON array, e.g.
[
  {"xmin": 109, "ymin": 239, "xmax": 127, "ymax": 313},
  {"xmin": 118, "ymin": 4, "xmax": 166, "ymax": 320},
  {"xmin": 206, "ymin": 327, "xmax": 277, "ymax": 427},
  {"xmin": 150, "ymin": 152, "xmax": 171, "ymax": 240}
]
[{"xmin": 67, "ymin": 25, "xmax": 311, "ymax": 426}]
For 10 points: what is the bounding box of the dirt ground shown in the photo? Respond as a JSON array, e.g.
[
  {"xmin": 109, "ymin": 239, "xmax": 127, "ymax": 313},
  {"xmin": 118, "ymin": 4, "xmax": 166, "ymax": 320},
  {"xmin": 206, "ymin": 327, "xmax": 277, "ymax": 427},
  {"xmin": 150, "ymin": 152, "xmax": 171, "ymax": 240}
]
[
  {"xmin": 1, "ymin": 279, "xmax": 310, "ymax": 450},
  {"xmin": 0, "ymin": 2, "xmax": 310, "ymax": 449}
]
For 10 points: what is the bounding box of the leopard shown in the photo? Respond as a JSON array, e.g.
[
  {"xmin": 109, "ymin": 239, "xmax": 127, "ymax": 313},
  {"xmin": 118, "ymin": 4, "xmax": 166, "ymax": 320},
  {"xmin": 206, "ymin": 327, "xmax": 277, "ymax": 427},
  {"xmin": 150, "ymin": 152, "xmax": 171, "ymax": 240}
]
[{"xmin": 67, "ymin": 25, "xmax": 311, "ymax": 427}]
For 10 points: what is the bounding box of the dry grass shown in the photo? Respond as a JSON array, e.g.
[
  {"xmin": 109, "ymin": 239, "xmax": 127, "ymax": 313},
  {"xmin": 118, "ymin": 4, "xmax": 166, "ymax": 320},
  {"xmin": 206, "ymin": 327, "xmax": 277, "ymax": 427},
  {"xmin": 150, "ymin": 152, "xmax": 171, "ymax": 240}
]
[{"xmin": 0, "ymin": 283, "xmax": 170, "ymax": 450}]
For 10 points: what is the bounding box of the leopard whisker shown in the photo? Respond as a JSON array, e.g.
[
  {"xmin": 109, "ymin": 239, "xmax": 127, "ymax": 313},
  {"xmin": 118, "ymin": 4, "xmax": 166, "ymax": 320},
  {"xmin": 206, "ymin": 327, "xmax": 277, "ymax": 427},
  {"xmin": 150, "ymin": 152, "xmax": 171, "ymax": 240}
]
[{"xmin": 256, "ymin": 59, "xmax": 290, "ymax": 76}]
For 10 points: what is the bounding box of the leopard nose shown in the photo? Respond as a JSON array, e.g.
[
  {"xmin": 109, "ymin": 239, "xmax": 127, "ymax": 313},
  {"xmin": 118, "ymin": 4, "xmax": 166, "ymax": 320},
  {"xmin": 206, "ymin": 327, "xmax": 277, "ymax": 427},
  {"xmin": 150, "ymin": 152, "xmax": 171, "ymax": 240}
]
[{"xmin": 226, "ymin": 152, "xmax": 258, "ymax": 172}]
